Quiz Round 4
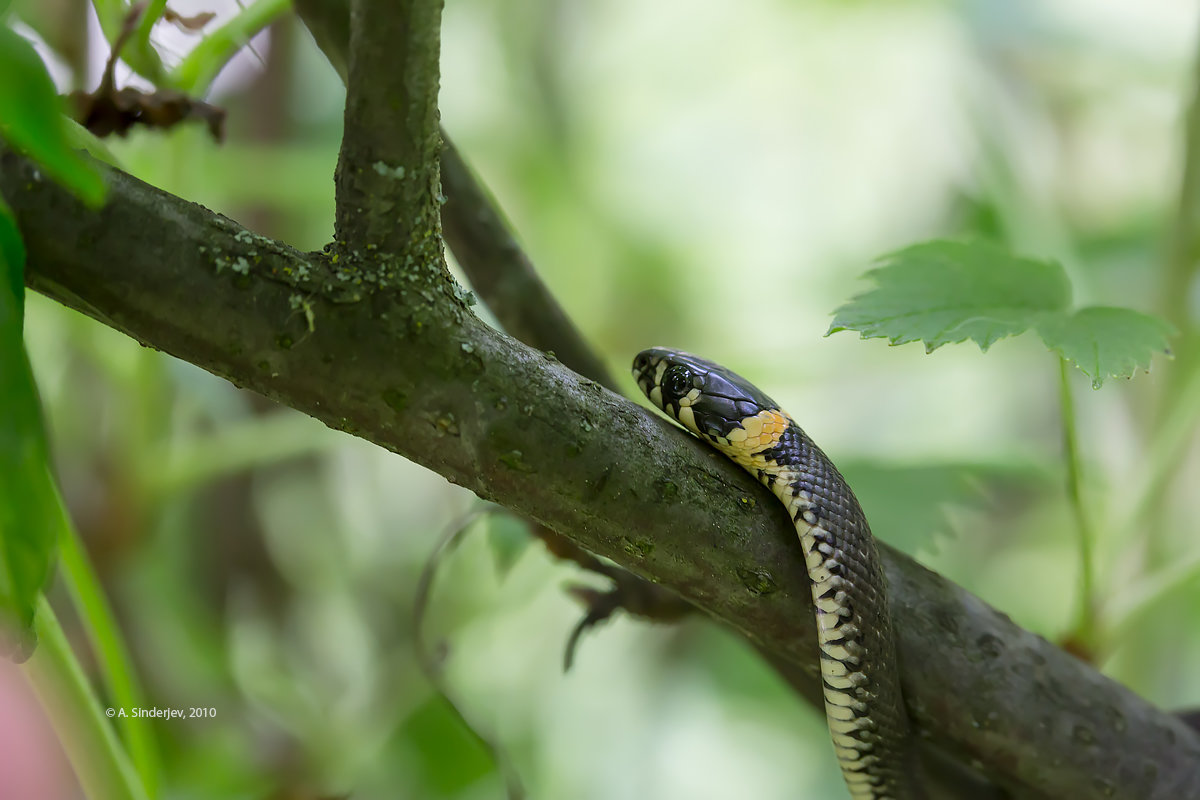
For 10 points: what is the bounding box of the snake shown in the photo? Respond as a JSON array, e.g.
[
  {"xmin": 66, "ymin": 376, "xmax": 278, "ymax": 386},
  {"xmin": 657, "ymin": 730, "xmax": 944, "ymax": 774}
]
[{"xmin": 632, "ymin": 347, "xmax": 921, "ymax": 800}]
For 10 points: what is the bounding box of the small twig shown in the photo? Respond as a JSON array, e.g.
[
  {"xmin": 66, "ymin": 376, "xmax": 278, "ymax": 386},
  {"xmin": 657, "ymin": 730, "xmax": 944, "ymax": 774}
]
[
  {"xmin": 561, "ymin": 586, "xmax": 624, "ymax": 671},
  {"xmin": 1058, "ymin": 357, "xmax": 1096, "ymax": 656},
  {"xmin": 69, "ymin": 4, "xmax": 227, "ymax": 142}
]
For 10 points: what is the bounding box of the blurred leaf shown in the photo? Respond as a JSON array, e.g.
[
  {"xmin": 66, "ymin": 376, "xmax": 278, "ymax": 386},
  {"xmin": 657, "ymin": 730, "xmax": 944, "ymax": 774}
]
[
  {"xmin": 89, "ymin": 0, "xmax": 165, "ymax": 84},
  {"xmin": 947, "ymin": 189, "xmax": 1007, "ymax": 243},
  {"xmin": 396, "ymin": 695, "xmax": 495, "ymax": 794},
  {"xmin": 839, "ymin": 460, "xmax": 1049, "ymax": 557},
  {"xmin": 486, "ymin": 515, "xmax": 531, "ymax": 578},
  {"xmin": 828, "ymin": 240, "xmax": 1070, "ymax": 353},
  {"xmin": 0, "ymin": 202, "xmax": 57, "ymax": 658},
  {"xmin": 1036, "ymin": 306, "xmax": 1175, "ymax": 389},
  {"xmin": 147, "ymin": 411, "xmax": 341, "ymax": 496},
  {"xmin": 0, "ymin": 26, "xmax": 106, "ymax": 205},
  {"xmin": 686, "ymin": 623, "xmax": 813, "ymax": 708},
  {"xmin": 170, "ymin": 0, "xmax": 291, "ymax": 95},
  {"xmin": 0, "ymin": 196, "xmax": 20, "ymax": 303}
]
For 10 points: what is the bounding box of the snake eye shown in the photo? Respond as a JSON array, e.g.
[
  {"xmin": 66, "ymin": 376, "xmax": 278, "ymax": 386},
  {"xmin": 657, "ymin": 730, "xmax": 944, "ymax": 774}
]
[{"xmin": 662, "ymin": 365, "xmax": 692, "ymax": 399}]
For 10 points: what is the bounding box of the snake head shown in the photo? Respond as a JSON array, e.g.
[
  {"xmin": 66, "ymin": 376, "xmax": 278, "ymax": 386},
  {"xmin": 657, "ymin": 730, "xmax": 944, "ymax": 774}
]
[{"xmin": 632, "ymin": 347, "xmax": 783, "ymax": 447}]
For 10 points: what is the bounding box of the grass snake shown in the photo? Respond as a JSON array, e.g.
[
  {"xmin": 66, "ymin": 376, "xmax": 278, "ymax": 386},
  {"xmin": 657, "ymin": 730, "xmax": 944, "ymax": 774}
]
[{"xmin": 633, "ymin": 347, "xmax": 922, "ymax": 800}]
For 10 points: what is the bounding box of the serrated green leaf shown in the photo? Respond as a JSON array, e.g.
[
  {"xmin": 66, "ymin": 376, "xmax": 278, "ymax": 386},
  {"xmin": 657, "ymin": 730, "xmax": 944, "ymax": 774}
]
[
  {"xmin": 486, "ymin": 515, "xmax": 531, "ymax": 578},
  {"xmin": 0, "ymin": 26, "xmax": 106, "ymax": 206},
  {"xmin": 1036, "ymin": 306, "xmax": 1175, "ymax": 389},
  {"xmin": 0, "ymin": 203, "xmax": 58, "ymax": 659},
  {"xmin": 828, "ymin": 240, "xmax": 1071, "ymax": 352}
]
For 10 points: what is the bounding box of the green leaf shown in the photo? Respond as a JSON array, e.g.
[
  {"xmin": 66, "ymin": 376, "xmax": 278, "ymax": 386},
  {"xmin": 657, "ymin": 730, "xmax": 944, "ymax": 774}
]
[
  {"xmin": 396, "ymin": 696, "xmax": 495, "ymax": 794},
  {"xmin": 0, "ymin": 203, "xmax": 58, "ymax": 659},
  {"xmin": 828, "ymin": 240, "xmax": 1071, "ymax": 352},
  {"xmin": 0, "ymin": 26, "xmax": 106, "ymax": 205},
  {"xmin": 1036, "ymin": 306, "xmax": 1176, "ymax": 389}
]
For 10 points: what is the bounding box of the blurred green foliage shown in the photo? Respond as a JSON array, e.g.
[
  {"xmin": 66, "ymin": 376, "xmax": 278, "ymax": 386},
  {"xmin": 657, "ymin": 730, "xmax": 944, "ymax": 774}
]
[
  {"xmin": 0, "ymin": 25, "xmax": 104, "ymax": 203},
  {"xmin": 3, "ymin": 1, "xmax": 1200, "ymax": 799},
  {"xmin": 0, "ymin": 193, "xmax": 57, "ymax": 654}
]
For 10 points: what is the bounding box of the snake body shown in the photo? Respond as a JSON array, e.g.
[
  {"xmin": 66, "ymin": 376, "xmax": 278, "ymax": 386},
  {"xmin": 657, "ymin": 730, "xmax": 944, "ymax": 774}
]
[{"xmin": 633, "ymin": 348, "xmax": 919, "ymax": 800}]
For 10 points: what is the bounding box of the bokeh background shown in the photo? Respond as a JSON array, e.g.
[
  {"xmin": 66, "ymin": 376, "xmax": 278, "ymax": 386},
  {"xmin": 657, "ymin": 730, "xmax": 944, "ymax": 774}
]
[{"xmin": 4, "ymin": 0, "xmax": 1200, "ymax": 798}]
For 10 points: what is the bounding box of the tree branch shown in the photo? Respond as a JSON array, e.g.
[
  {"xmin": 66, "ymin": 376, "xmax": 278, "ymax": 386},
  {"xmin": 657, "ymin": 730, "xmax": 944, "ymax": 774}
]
[
  {"xmin": 4, "ymin": 148, "xmax": 1200, "ymax": 799},
  {"xmin": 439, "ymin": 140, "xmax": 1002, "ymax": 797},
  {"xmin": 335, "ymin": 0, "xmax": 442, "ymax": 254}
]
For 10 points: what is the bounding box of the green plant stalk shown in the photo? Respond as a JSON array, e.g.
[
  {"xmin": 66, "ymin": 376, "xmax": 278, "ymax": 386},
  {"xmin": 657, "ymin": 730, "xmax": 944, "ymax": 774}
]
[
  {"xmin": 59, "ymin": 509, "xmax": 161, "ymax": 798},
  {"xmin": 128, "ymin": 0, "xmax": 169, "ymax": 85},
  {"xmin": 1098, "ymin": 358, "xmax": 1200, "ymax": 648},
  {"xmin": 1059, "ymin": 357, "xmax": 1096, "ymax": 645},
  {"xmin": 1161, "ymin": 13, "xmax": 1200, "ymax": 335},
  {"xmin": 1112, "ymin": 358, "xmax": 1200, "ymax": 553},
  {"xmin": 22, "ymin": 595, "xmax": 149, "ymax": 800},
  {"xmin": 92, "ymin": 0, "xmax": 167, "ymax": 85},
  {"xmin": 91, "ymin": 0, "xmax": 135, "ymax": 47},
  {"xmin": 170, "ymin": 0, "xmax": 292, "ymax": 95},
  {"xmin": 1102, "ymin": 550, "xmax": 1200, "ymax": 650}
]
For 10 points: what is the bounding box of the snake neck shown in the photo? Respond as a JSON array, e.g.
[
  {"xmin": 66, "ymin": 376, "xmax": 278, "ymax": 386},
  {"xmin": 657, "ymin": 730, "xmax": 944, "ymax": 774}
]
[{"xmin": 734, "ymin": 425, "xmax": 922, "ymax": 800}]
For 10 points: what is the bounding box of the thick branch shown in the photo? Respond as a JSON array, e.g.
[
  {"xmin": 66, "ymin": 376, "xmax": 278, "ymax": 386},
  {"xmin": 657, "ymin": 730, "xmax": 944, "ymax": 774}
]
[
  {"xmin": 4, "ymin": 151, "xmax": 1200, "ymax": 800},
  {"xmin": 297, "ymin": 0, "xmax": 617, "ymax": 392}
]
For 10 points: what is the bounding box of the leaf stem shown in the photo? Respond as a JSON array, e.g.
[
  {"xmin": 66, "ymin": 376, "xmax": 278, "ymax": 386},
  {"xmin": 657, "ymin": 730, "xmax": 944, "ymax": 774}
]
[
  {"xmin": 21, "ymin": 596, "xmax": 149, "ymax": 800},
  {"xmin": 92, "ymin": 0, "xmax": 168, "ymax": 85},
  {"xmin": 128, "ymin": 0, "xmax": 170, "ymax": 85},
  {"xmin": 1059, "ymin": 357, "xmax": 1096, "ymax": 646}
]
